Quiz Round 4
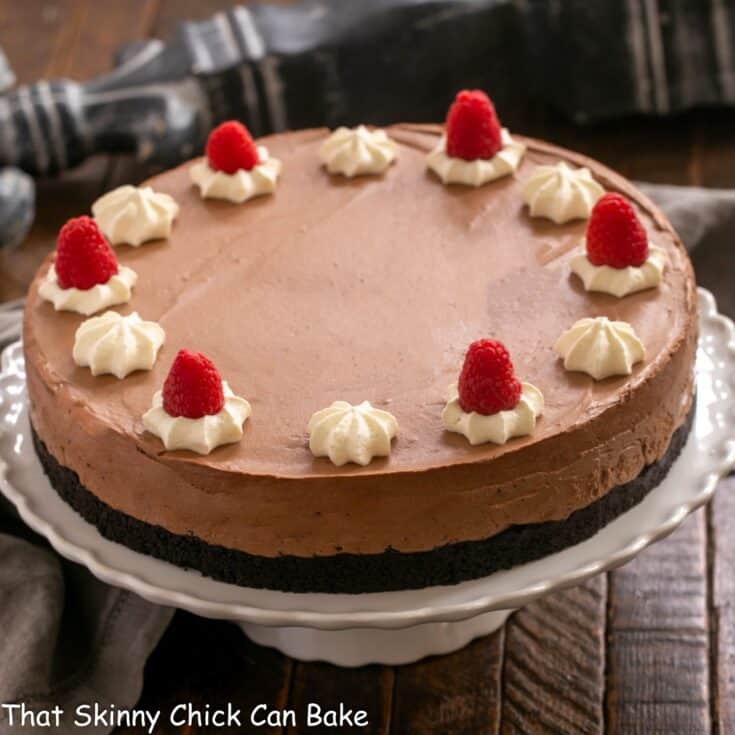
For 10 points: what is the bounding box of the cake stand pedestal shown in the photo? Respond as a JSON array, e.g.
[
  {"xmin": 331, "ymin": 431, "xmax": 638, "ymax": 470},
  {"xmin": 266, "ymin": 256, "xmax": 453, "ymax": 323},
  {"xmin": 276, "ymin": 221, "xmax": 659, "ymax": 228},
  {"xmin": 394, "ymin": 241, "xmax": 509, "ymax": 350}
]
[
  {"xmin": 239, "ymin": 609, "xmax": 514, "ymax": 664},
  {"xmin": 1, "ymin": 289, "xmax": 734, "ymax": 666}
]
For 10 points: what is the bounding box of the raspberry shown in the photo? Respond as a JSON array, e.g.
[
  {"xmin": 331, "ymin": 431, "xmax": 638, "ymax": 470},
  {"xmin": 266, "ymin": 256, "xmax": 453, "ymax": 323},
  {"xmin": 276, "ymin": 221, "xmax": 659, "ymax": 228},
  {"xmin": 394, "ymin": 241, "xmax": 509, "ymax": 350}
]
[
  {"xmin": 55, "ymin": 216, "xmax": 118, "ymax": 290},
  {"xmin": 446, "ymin": 90, "xmax": 503, "ymax": 161},
  {"xmin": 586, "ymin": 193, "xmax": 649, "ymax": 268},
  {"xmin": 162, "ymin": 350, "xmax": 225, "ymax": 419},
  {"xmin": 206, "ymin": 120, "xmax": 259, "ymax": 173},
  {"xmin": 458, "ymin": 339, "xmax": 522, "ymax": 415}
]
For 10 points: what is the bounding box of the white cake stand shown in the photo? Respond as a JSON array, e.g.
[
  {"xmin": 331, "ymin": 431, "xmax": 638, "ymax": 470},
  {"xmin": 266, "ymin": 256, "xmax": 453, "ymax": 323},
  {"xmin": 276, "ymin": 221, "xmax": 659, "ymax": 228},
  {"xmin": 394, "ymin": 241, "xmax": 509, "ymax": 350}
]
[{"xmin": 1, "ymin": 288, "xmax": 734, "ymax": 667}]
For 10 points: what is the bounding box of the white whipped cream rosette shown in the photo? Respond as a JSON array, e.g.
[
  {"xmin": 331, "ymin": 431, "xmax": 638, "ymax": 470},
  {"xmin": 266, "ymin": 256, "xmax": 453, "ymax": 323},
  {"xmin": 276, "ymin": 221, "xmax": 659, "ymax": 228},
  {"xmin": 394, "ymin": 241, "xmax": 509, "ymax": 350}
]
[
  {"xmin": 92, "ymin": 185, "xmax": 179, "ymax": 246},
  {"xmin": 521, "ymin": 162, "xmax": 604, "ymax": 223},
  {"xmin": 320, "ymin": 125, "xmax": 397, "ymax": 177},
  {"xmin": 73, "ymin": 311, "xmax": 165, "ymax": 379},
  {"xmin": 554, "ymin": 317, "xmax": 645, "ymax": 380},
  {"xmin": 308, "ymin": 400, "xmax": 399, "ymax": 467}
]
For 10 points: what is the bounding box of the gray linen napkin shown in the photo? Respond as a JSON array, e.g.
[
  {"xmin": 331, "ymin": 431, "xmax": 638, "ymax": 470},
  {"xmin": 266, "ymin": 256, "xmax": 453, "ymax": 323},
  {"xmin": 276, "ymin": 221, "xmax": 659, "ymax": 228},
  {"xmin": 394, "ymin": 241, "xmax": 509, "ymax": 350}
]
[
  {"xmin": 0, "ymin": 183, "xmax": 731, "ymax": 734},
  {"xmin": 0, "ymin": 300, "xmax": 173, "ymax": 735},
  {"xmin": 639, "ymin": 184, "xmax": 735, "ymax": 319}
]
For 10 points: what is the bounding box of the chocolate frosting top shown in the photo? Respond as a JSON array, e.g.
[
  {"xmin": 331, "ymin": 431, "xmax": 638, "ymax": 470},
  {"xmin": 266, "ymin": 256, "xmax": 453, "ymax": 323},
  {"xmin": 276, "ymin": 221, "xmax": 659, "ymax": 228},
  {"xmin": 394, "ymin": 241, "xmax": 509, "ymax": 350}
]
[{"xmin": 25, "ymin": 126, "xmax": 694, "ymax": 478}]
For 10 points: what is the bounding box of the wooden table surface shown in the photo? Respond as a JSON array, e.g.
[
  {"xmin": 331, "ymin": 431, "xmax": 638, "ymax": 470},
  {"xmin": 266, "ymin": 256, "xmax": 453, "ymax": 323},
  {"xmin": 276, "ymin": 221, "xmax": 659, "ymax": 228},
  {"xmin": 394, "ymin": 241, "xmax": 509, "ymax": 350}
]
[{"xmin": 3, "ymin": 2, "xmax": 735, "ymax": 733}]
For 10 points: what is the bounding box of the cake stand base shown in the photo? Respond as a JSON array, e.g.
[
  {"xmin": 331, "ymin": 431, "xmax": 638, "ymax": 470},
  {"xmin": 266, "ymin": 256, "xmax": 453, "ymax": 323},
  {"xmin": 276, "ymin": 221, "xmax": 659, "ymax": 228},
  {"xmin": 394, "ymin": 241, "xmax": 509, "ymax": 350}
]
[{"xmin": 239, "ymin": 608, "xmax": 514, "ymax": 666}]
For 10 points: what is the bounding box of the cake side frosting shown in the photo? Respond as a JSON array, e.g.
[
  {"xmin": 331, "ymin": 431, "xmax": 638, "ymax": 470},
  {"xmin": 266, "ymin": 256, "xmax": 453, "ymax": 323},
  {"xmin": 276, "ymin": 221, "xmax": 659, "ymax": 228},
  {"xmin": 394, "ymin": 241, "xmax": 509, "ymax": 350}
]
[{"xmin": 23, "ymin": 125, "xmax": 698, "ymax": 558}]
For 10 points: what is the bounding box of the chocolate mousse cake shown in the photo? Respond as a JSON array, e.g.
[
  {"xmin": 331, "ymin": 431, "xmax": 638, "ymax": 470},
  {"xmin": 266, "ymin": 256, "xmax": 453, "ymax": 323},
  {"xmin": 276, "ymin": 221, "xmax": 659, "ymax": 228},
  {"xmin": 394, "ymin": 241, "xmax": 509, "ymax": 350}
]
[{"xmin": 23, "ymin": 92, "xmax": 697, "ymax": 593}]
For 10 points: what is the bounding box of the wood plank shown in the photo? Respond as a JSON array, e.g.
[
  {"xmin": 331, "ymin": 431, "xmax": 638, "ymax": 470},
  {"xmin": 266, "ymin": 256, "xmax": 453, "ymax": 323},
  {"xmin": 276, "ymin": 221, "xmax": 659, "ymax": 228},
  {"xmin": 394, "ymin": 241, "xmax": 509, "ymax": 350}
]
[
  {"xmin": 709, "ymin": 474, "xmax": 735, "ymax": 734},
  {"xmin": 285, "ymin": 663, "xmax": 392, "ymax": 734},
  {"xmin": 391, "ymin": 631, "xmax": 504, "ymax": 734},
  {"xmin": 60, "ymin": 0, "xmax": 159, "ymax": 80},
  {"xmin": 0, "ymin": 0, "xmax": 157, "ymax": 84},
  {"xmin": 521, "ymin": 109, "xmax": 695, "ymax": 185},
  {"xmin": 691, "ymin": 109, "xmax": 735, "ymax": 188},
  {"xmin": 500, "ymin": 577, "xmax": 606, "ymax": 734},
  {"xmin": 115, "ymin": 611, "xmax": 292, "ymax": 735},
  {"xmin": 521, "ymin": 111, "xmax": 631, "ymax": 177},
  {"xmin": 617, "ymin": 116, "xmax": 695, "ymax": 186},
  {"xmin": 693, "ymin": 104, "xmax": 735, "ymax": 735},
  {"xmin": 606, "ymin": 510, "xmax": 710, "ymax": 734},
  {"xmin": 0, "ymin": 0, "xmax": 79, "ymax": 85}
]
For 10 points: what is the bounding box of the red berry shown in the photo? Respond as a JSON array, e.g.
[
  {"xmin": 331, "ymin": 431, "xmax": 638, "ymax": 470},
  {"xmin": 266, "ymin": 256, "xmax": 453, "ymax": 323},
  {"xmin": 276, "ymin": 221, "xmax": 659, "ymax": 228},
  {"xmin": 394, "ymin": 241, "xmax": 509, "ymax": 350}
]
[
  {"xmin": 55, "ymin": 216, "xmax": 118, "ymax": 290},
  {"xmin": 162, "ymin": 350, "xmax": 225, "ymax": 419},
  {"xmin": 206, "ymin": 120, "xmax": 259, "ymax": 173},
  {"xmin": 586, "ymin": 193, "xmax": 649, "ymax": 268},
  {"xmin": 446, "ymin": 90, "xmax": 503, "ymax": 161},
  {"xmin": 458, "ymin": 339, "xmax": 522, "ymax": 416}
]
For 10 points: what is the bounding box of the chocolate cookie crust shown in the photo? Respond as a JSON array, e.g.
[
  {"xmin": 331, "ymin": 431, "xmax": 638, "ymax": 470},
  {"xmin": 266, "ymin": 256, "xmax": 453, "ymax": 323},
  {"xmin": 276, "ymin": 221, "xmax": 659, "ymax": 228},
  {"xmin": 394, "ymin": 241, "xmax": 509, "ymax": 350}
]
[{"xmin": 31, "ymin": 404, "xmax": 694, "ymax": 594}]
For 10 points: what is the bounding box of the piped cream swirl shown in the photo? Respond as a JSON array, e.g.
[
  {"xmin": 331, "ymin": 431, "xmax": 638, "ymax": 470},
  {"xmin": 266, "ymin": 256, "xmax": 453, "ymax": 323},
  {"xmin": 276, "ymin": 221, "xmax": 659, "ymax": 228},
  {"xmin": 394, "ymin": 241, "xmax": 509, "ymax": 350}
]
[
  {"xmin": 442, "ymin": 382, "xmax": 543, "ymax": 446},
  {"xmin": 73, "ymin": 311, "xmax": 165, "ymax": 379},
  {"xmin": 554, "ymin": 317, "xmax": 645, "ymax": 380},
  {"xmin": 521, "ymin": 162, "xmax": 604, "ymax": 223},
  {"xmin": 38, "ymin": 265, "xmax": 137, "ymax": 316},
  {"xmin": 92, "ymin": 185, "xmax": 179, "ymax": 246},
  {"xmin": 143, "ymin": 382, "xmax": 251, "ymax": 455},
  {"xmin": 426, "ymin": 129, "xmax": 525, "ymax": 186},
  {"xmin": 571, "ymin": 245, "xmax": 668, "ymax": 298},
  {"xmin": 320, "ymin": 126, "xmax": 397, "ymax": 177},
  {"xmin": 308, "ymin": 400, "xmax": 398, "ymax": 467},
  {"xmin": 190, "ymin": 146, "xmax": 281, "ymax": 203}
]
